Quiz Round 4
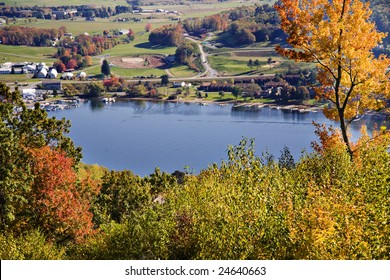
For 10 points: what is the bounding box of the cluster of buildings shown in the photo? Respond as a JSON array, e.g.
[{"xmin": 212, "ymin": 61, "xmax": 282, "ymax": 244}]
[
  {"xmin": 0, "ymin": 61, "xmax": 87, "ymax": 80},
  {"xmin": 132, "ymin": 9, "xmax": 178, "ymax": 15},
  {"xmin": 0, "ymin": 62, "xmax": 54, "ymax": 76}
]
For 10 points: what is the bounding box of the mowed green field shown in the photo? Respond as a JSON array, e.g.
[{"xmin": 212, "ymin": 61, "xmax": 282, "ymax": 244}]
[
  {"xmin": 0, "ymin": 45, "xmax": 57, "ymax": 63},
  {"xmin": 208, "ymin": 49, "xmax": 315, "ymax": 76}
]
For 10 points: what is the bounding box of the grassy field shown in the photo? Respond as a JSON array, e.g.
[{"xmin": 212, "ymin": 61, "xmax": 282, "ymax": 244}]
[
  {"xmin": 208, "ymin": 50, "xmax": 315, "ymax": 75},
  {"xmin": 0, "ymin": 45, "xmax": 57, "ymax": 63},
  {"xmin": 19, "ymin": 18, "xmax": 171, "ymax": 36},
  {"xmin": 167, "ymin": 65, "xmax": 198, "ymax": 78},
  {"xmin": 110, "ymin": 66, "xmax": 166, "ymax": 77},
  {"xmin": 103, "ymin": 33, "xmax": 176, "ymax": 57}
]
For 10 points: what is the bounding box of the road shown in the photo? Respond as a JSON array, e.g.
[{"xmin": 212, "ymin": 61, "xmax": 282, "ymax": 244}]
[{"xmin": 185, "ymin": 36, "xmax": 219, "ymax": 78}]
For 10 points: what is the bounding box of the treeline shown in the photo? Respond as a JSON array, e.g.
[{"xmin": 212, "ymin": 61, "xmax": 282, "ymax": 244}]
[
  {"xmin": 0, "ymin": 5, "xmax": 133, "ymax": 20},
  {"xmin": 148, "ymin": 24, "xmax": 184, "ymax": 46},
  {"xmin": 181, "ymin": 4, "xmax": 284, "ymax": 47},
  {"xmin": 182, "ymin": 14, "xmax": 229, "ymax": 36},
  {"xmin": 53, "ymin": 35, "xmax": 119, "ymax": 71},
  {"xmin": 0, "ymin": 26, "xmax": 63, "ymax": 46},
  {"xmin": 59, "ymin": 34, "xmax": 119, "ymax": 56},
  {"xmin": 1, "ymin": 83, "xmax": 389, "ymax": 260}
]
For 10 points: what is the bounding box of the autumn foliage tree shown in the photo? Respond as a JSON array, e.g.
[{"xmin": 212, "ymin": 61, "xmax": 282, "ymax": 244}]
[
  {"xmin": 27, "ymin": 147, "xmax": 99, "ymax": 243},
  {"xmin": 0, "ymin": 83, "xmax": 94, "ymax": 245},
  {"xmin": 275, "ymin": 0, "xmax": 390, "ymax": 158}
]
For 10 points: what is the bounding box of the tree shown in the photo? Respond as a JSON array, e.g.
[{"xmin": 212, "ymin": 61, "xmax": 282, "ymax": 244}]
[
  {"xmin": 0, "ymin": 83, "xmax": 82, "ymax": 234},
  {"xmin": 145, "ymin": 23, "xmax": 152, "ymax": 32},
  {"xmin": 66, "ymin": 59, "xmax": 78, "ymax": 70},
  {"xmin": 275, "ymin": 0, "xmax": 390, "ymax": 158},
  {"xmin": 160, "ymin": 74, "xmax": 169, "ymax": 86},
  {"xmin": 53, "ymin": 60, "xmax": 66, "ymax": 73},
  {"xmin": 27, "ymin": 146, "xmax": 98, "ymax": 242},
  {"xmin": 83, "ymin": 56, "xmax": 93, "ymax": 67},
  {"xmin": 127, "ymin": 29, "xmax": 135, "ymax": 41},
  {"xmin": 247, "ymin": 59, "xmax": 254, "ymax": 70},
  {"xmin": 87, "ymin": 82, "xmax": 105, "ymax": 97},
  {"xmin": 253, "ymin": 59, "xmax": 260, "ymax": 70},
  {"xmin": 231, "ymin": 86, "xmax": 242, "ymax": 99},
  {"xmin": 101, "ymin": 59, "xmax": 111, "ymax": 76}
]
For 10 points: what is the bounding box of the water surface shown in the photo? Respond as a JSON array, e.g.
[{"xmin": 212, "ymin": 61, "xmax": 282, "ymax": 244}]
[{"xmin": 49, "ymin": 100, "xmax": 384, "ymax": 176}]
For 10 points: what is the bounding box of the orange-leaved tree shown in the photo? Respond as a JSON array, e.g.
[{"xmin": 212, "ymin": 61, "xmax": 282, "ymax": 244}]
[
  {"xmin": 27, "ymin": 146, "xmax": 99, "ymax": 243},
  {"xmin": 275, "ymin": 0, "xmax": 390, "ymax": 158}
]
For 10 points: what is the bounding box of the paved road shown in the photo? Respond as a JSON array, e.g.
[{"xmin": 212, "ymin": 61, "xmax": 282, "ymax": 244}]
[{"xmin": 185, "ymin": 36, "xmax": 219, "ymax": 78}]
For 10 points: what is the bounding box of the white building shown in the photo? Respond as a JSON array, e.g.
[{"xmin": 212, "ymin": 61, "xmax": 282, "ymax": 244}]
[
  {"xmin": 76, "ymin": 71, "xmax": 87, "ymax": 79},
  {"xmin": 36, "ymin": 68, "xmax": 48, "ymax": 78},
  {"xmin": 22, "ymin": 89, "xmax": 37, "ymax": 100},
  {"xmin": 62, "ymin": 72, "xmax": 74, "ymax": 80},
  {"xmin": 119, "ymin": 29, "xmax": 130, "ymax": 35},
  {"xmin": 0, "ymin": 67, "xmax": 11, "ymax": 74},
  {"xmin": 48, "ymin": 68, "xmax": 58, "ymax": 79},
  {"xmin": 23, "ymin": 64, "xmax": 37, "ymax": 74}
]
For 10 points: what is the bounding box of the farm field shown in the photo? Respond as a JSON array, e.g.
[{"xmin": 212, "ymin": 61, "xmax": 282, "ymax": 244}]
[
  {"xmin": 18, "ymin": 18, "xmax": 171, "ymax": 36},
  {"xmin": 0, "ymin": 45, "xmax": 57, "ymax": 64}
]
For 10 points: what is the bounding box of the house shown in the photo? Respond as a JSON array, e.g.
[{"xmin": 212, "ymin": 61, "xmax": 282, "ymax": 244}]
[
  {"xmin": 0, "ymin": 67, "xmax": 11, "ymax": 74},
  {"xmin": 23, "ymin": 64, "xmax": 37, "ymax": 74},
  {"xmin": 76, "ymin": 71, "xmax": 87, "ymax": 80},
  {"xmin": 36, "ymin": 68, "xmax": 48, "ymax": 78},
  {"xmin": 42, "ymin": 80, "xmax": 62, "ymax": 91},
  {"xmin": 36, "ymin": 62, "xmax": 49, "ymax": 71},
  {"xmin": 22, "ymin": 89, "xmax": 37, "ymax": 100},
  {"xmin": 61, "ymin": 72, "xmax": 74, "ymax": 80},
  {"xmin": 119, "ymin": 29, "xmax": 130, "ymax": 35},
  {"xmin": 173, "ymin": 82, "xmax": 186, "ymax": 88},
  {"xmin": 48, "ymin": 68, "xmax": 58, "ymax": 79},
  {"xmin": 12, "ymin": 63, "xmax": 26, "ymax": 74}
]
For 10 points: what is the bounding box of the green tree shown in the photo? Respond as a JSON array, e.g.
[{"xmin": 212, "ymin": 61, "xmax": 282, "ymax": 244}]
[
  {"xmin": 231, "ymin": 86, "xmax": 242, "ymax": 99},
  {"xmin": 247, "ymin": 59, "xmax": 254, "ymax": 70},
  {"xmin": 87, "ymin": 82, "xmax": 105, "ymax": 98},
  {"xmin": 160, "ymin": 74, "xmax": 169, "ymax": 86},
  {"xmin": 0, "ymin": 83, "xmax": 82, "ymax": 233},
  {"xmin": 101, "ymin": 59, "xmax": 111, "ymax": 76}
]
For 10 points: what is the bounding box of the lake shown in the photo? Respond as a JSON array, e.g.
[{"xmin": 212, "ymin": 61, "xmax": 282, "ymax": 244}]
[{"xmin": 48, "ymin": 100, "xmax": 385, "ymax": 176}]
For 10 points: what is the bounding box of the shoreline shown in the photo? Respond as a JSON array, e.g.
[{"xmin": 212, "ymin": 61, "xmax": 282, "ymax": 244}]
[{"xmin": 115, "ymin": 96, "xmax": 324, "ymax": 113}]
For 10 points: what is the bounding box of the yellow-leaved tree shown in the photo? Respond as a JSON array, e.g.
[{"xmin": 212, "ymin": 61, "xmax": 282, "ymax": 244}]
[{"xmin": 275, "ymin": 0, "xmax": 390, "ymax": 158}]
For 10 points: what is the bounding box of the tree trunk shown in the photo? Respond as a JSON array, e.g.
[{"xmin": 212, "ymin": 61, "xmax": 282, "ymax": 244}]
[{"xmin": 338, "ymin": 109, "xmax": 353, "ymax": 160}]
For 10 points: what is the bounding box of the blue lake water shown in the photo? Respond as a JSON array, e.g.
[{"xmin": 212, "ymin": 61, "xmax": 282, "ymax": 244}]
[{"xmin": 48, "ymin": 100, "xmax": 384, "ymax": 176}]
